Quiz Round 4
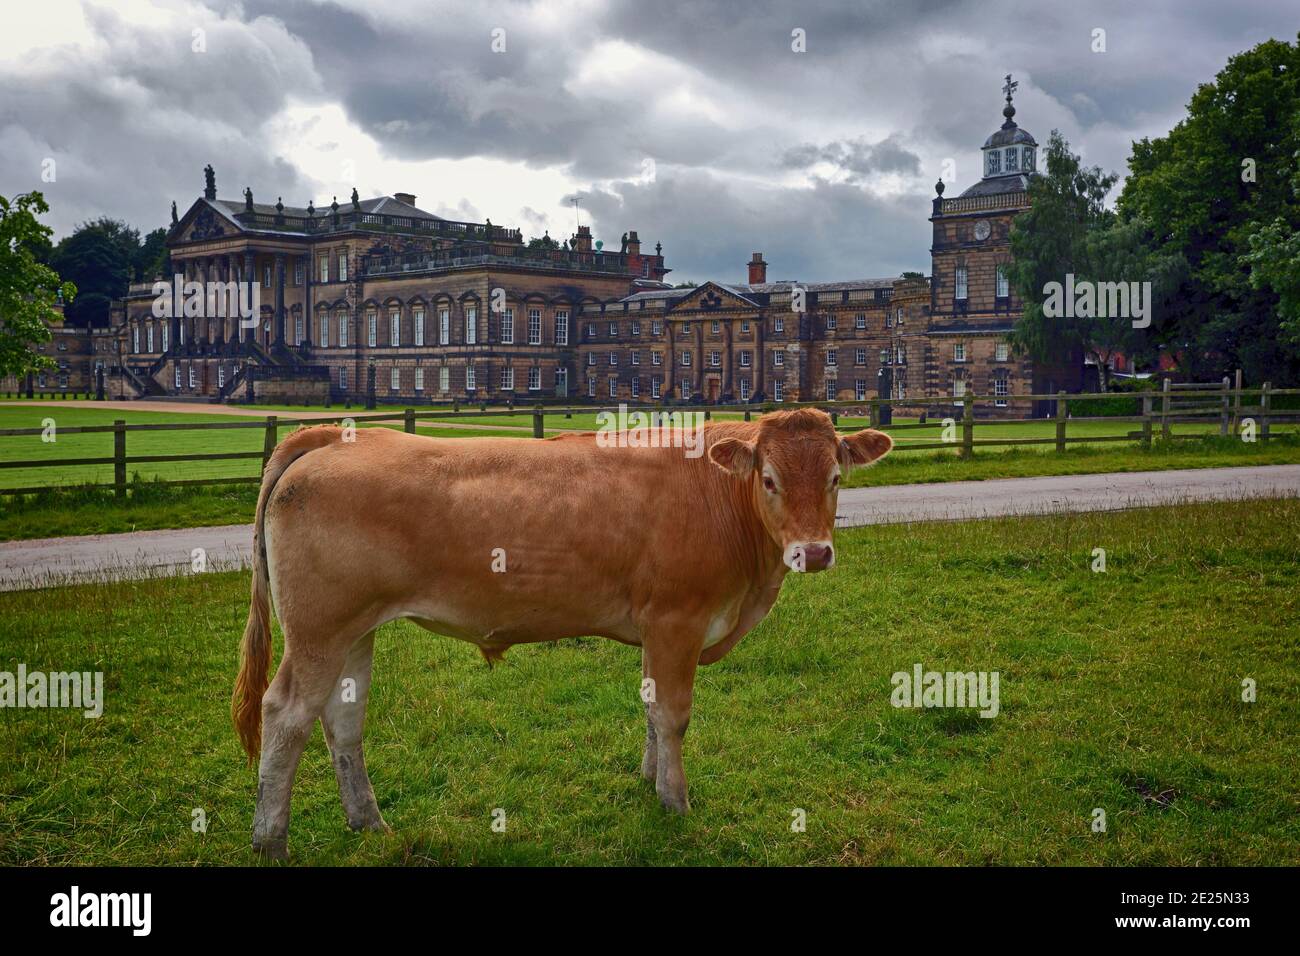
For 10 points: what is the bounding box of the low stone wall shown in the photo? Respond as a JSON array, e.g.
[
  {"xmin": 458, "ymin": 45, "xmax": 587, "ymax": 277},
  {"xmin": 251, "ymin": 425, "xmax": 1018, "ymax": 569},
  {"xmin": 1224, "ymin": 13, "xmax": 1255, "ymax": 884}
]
[{"xmin": 248, "ymin": 372, "xmax": 330, "ymax": 405}]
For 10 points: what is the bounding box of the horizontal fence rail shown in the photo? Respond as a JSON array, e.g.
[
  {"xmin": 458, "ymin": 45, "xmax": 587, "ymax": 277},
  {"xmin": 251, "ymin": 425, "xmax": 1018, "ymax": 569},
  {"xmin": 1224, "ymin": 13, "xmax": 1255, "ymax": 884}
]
[{"xmin": 1, "ymin": 383, "xmax": 1298, "ymax": 496}]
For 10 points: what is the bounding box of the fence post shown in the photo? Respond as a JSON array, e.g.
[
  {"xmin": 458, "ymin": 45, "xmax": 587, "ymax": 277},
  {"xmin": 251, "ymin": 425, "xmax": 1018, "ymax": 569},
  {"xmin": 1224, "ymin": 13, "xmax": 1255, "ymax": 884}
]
[
  {"xmin": 869, "ymin": 400, "xmax": 880, "ymax": 429},
  {"xmin": 1161, "ymin": 378, "xmax": 1171, "ymax": 442},
  {"xmin": 113, "ymin": 419, "xmax": 127, "ymax": 500},
  {"xmin": 1233, "ymin": 368, "xmax": 1243, "ymax": 435},
  {"xmin": 830, "ymin": 409, "xmax": 838, "ymax": 426},
  {"xmin": 1260, "ymin": 381, "xmax": 1271, "ymax": 443},
  {"xmin": 960, "ymin": 399, "xmax": 974, "ymax": 459},
  {"xmin": 743, "ymin": 409, "xmax": 751, "ymax": 422},
  {"xmin": 1141, "ymin": 395, "xmax": 1153, "ymax": 450},
  {"xmin": 404, "ymin": 408, "xmax": 415, "ymax": 434},
  {"xmin": 532, "ymin": 403, "xmax": 544, "ymax": 439},
  {"xmin": 261, "ymin": 415, "xmax": 278, "ymax": 474},
  {"xmin": 1219, "ymin": 375, "xmax": 1230, "ymax": 437},
  {"xmin": 1055, "ymin": 391, "xmax": 1067, "ymax": 453}
]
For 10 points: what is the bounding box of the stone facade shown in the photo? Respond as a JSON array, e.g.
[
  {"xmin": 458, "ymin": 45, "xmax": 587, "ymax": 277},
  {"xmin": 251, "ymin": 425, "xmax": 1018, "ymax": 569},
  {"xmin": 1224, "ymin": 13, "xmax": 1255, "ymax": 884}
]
[{"xmin": 99, "ymin": 80, "xmax": 1077, "ymax": 414}]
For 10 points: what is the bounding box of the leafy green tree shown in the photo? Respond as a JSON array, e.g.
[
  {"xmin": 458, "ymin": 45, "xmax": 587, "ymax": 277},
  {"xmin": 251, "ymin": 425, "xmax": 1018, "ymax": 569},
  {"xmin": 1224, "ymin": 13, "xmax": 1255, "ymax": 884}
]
[
  {"xmin": 1243, "ymin": 148, "xmax": 1300, "ymax": 348},
  {"xmin": 1118, "ymin": 34, "xmax": 1300, "ymax": 384},
  {"xmin": 135, "ymin": 227, "xmax": 170, "ymax": 281},
  {"xmin": 0, "ymin": 192, "xmax": 76, "ymax": 378},
  {"xmin": 50, "ymin": 221, "xmax": 131, "ymax": 327}
]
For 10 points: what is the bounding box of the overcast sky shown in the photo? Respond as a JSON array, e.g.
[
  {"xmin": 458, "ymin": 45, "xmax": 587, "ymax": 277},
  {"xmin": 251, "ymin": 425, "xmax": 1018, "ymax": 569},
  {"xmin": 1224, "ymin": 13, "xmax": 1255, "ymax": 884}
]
[{"xmin": 1, "ymin": 0, "xmax": 1295, "ymax": 284}]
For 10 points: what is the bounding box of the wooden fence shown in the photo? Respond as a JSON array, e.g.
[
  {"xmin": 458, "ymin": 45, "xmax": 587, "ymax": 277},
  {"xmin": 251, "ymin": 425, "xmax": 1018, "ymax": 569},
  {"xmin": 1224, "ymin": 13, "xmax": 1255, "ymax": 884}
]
[{"xmin": 1, "ymin": 384, "xmax": 1297, "ymax": 497}]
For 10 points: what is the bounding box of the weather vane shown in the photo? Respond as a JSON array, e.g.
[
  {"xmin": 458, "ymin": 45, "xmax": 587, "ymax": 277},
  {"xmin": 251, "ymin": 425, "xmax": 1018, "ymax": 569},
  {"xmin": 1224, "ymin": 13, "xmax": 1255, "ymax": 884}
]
[{"xmin": 1003, "ymin": 73, "xmax": 1018, "ymax": 103}]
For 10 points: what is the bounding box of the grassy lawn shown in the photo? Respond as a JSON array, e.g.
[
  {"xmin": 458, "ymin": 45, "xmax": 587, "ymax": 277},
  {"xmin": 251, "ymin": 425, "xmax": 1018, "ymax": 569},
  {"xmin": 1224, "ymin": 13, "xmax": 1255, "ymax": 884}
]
[{"xmin": 1, "ymin": 499, "xmax": 1297, "ymax": 866}]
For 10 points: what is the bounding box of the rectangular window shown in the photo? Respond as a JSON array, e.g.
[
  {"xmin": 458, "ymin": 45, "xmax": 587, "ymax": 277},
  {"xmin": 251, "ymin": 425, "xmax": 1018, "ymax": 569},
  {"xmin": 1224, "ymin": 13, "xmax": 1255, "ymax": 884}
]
[
  {"xmin": 338, "ymin": 314, "xmax": 349, "ymax": 348},
  {"xmin": 338, "ymin": 255, "xmax": 348, "ymax": 283},
  {"xmin": 528, "ymin": 308, "xmax": 541, "ymax": 345},
  {"xmin": 710, "ymin": 350, "xmax": 720, "ymax": 367},
  {"xmin": 466, "ymin": 364, "xmax": 476, "ymax": 390},
  {"xmin": 367, "ymin": 311, "xmax": 377, "ymax": 347},
  {"xmin": 609, "ymin": 352, "xmax": 617, "ymax": 366},
  {"xmin": 739, "ymin": 378, "xmax": 750, "ymax": 401},
  {"xmin": 501, "ymin": 367, "xmax": 514, "ymax": 390},
  {"xmin": 440, "ymin": 366, "xmax": 450, "ymax": 392},
  {"xmin": 954, "ymin": 343, "xmax": 966, "ymax": 363},
  {"xmin": 826, "ymin": 349, "xmax": 837, "ymax": 366},
  {"xmin": 825, "ymin": 314, "xmax": 836, "ymax": 330},
  {"xmin": 390, "ymin": 310, "xmax": 400, "ymax": 347},
  {"xmin": 631, "ymin": 321, "xmax": 641, "ymax": 336},
  {"xmin": 955, "ymin": 266, "xmax": 968, "ymax": 300},
  {"xmin": 555, "ymin": 310, "xmax": 569, "ymax": 345},
  {"xmin": 1005, "ymin": 147, "xmax": 1019, "ymax": 172},
  {"xmin": 953, "ymin": 378, "xmax": 967, "ymax": 402},
  {"xmin": 897, "ymin": 307, "xmax": 904, "ymax": 326},
  {"xmin": 996, "ymin": 342, "xmax": 1009, "ymax": 361},
  {"xmin": 465, "ymin": 307, "xmax": 477, "ymax": 345},
  {"xmin": 528, "ymin": 367, "xmax": 541, "ymax": 391},
  {"xmin": 855, "ymin": 348, "xmax": 866, "ymax": 366},
  {"xmin": 774, "ymin": 316, "xmax": 785, "ymax": 333},
  {"xmin": 174, "ymin": 366, "xmax": 181, "ymax": 388},
  {"xmin": 608, "ymin": 321, "xmax": 618, "ymax": 337},
  {"xmin": 986, "ymin": 149, "xmax": 1001, "ymax": 176},
  {"xmin": 996, "ymin": 265, "xmax": 1009, "ymax": 298},
  {"xmin": 774, "ymin": 350, "xmax": 784, "ymax": 367},
  {"xmin": 651, "ymin": 320, "xmax": 662, "ymax": 335},
  {"xmin": 263, "ymin": 265, "xmax": 272, "ymax": 288},
  {"xmin": 855, "ymin": 380, "xmax": 866, "ymax": 401},
  {"xmin": 681, "ymin": 352, "xmax": 691, "ymax": 367},
  {"xmin": 740, "ymin": 350, "xmax": 751, "ymax": 368},
  {"xmin": 188, "ymin": 365, "xmax": 195, "ymax": 388},
  {"xmin": 680, "ymin": 379, "xmax": 691, "ymax": 400},
  {"xmin": 132, "ymin": 327, "xmax": 139, "ymax": 352},
  {"xmin": 555, "ymin": 367, "xmax": 567, "ymax": 394},
  {"xmin": 631, "ymin": 350, "xmax": 640, "ymax": 366},
  {"xmin": 652, "ymin": 351, "xmax": 662, "ymax": 366},
  {"xmin": 741, "ymin": 320, "xmax": 750, "ymax": 333},
  {"xmin": 294, "ymin": 261, "xmax": 304, "ymax": 286},
  {"xmin": 826, "ymin": 380, "xmax": 837, "ymax": 402},
  {"xmin": 896, "ymin": 345, "xmax": 906, "ymax": 365},
  {"xmin": 651, "ymin": 375, "xmax": 661, "ymax": 399},
  {"xmin": 295, "ymin": 315, "xmax": 303, "ymax": 345},
  {"xmin": 161, "ymin": 325, "xmax": 169, "ymax": 352},
  {"xmin": 587, "ymin": 353, "xmax": 596, "ymax": 367},
  {"xmin": 318, "ymin": 255, "xmax": 329, "ymax": 283},
  {"xmin": 390, "ymin": 367, "xmax": 400, "ymax": 391},
  {"xmin": 587, "ymin": 376, "xmax": 596, "ymax": 398},
  {"xmin": 855, "ymin": 314, "xmax": 866, "ymax": 330},
  {"xmin": 774, "ymin": 380, "xmax": 784, "ymax": 403},
  {"xmin": 415, "ymin": 368, "xmax": 424, "ymax": 391},
  {"xmin": 631, "ymin": 376, "xmax": 640, "ymax": 399},
  {"xmin": 995, "ymin": 376, "xmax": 1009, "ymax": 407},
  {"xmin": 146, "ymin": 326, "xmax": 154, "ymax": 352},
  {"xmin": 339, "ymin": 366, "xmax": 348, "ymax": 390},
  {"xmin": 439, "ymin": 308, "xmax": 450, "ymax": 345},
  {"xmin": 711, "ymin": 320, "xmax": 720, "ymax": 334},
  {"xmin": 501, "ymin": 307, "xmax": 514, "ymax": 344},
  {"xmin": 319, "ymin": 316, "xmax": 329, "ymax": 348},
  {"xmin": 586, "ymin": 323, "xmax": 596, "ymax": 339}
]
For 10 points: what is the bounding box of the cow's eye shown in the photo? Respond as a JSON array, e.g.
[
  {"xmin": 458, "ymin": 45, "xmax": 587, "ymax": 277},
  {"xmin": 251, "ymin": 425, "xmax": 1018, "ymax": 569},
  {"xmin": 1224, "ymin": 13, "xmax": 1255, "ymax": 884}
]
[
  {"xmin": 831, "ymin": 475, "xmax": 840, "ymax": 488},
  {"xmin": 763, "ymin": 475, "xmax": 778, "ymax": 493}
]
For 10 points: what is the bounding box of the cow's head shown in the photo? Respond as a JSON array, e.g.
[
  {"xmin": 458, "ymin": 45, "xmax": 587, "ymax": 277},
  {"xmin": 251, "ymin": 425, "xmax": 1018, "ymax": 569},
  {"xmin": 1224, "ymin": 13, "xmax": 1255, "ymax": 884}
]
[{"xmin": 708, "ymin": 408, "xmax": 891, "ymax": 572}]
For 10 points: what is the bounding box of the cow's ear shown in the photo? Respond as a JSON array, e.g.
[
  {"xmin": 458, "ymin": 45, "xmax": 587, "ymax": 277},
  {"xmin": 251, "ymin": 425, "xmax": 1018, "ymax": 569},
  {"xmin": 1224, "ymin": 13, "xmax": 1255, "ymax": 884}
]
[
  {"xmin": 709, "ymin": 437, "xmax": 756, "ymax": 477},
  {"xmin": 840, "ymin": 429, "xmax": 893, "ymax": 468}
]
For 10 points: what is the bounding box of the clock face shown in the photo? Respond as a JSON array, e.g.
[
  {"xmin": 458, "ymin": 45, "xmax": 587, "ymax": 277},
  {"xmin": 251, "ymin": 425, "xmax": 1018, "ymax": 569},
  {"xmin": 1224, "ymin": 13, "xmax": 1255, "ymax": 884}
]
[{"xmin": 974, "ymin": 220, "xmax": 992, "ymax": 241}]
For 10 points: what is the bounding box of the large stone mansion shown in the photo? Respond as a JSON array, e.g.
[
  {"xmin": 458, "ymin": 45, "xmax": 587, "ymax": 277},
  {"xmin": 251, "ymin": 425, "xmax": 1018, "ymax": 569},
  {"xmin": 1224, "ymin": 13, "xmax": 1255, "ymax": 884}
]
[{"xmin": 22, "ymin": 78, "xmax": 1081, "ymax": 415}]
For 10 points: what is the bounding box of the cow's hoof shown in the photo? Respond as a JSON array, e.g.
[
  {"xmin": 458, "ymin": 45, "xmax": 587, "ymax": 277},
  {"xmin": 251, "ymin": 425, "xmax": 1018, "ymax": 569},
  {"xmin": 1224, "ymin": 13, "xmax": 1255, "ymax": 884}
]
[
  {"xmin": 253, "ymin": 837, "xmax": 289, "ymax": 861},
  {"xmin": 640, "ymin": 756, "xmax": 657, "ymax": 782},
  {"xmin": 658, "ymin": 791, "xmax": 690, "ymax": 815},
  {"xmin": 348, "ymin": 815, "xmax": 391, "ymax": 834}
]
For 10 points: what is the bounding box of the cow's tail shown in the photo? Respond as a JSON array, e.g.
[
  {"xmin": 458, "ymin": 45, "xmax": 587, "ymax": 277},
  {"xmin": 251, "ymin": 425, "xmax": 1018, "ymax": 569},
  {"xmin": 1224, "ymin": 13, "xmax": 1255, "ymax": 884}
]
[{"xmin": 232, "ymin": 425, "xmax": 341, "ymax": 764}]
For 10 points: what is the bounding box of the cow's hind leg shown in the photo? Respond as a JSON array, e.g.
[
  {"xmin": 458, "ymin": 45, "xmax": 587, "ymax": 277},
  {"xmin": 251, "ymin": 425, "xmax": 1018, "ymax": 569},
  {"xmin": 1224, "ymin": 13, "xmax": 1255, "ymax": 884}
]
[
  {"xmin": 321, "ymin": 631, "xmax": 388, "ymax": 833},
  {"xmin": 643, "ymin": 628, "xmax": 705, "ymax": 814},
  {"xmin": 252, "ymin": 643, "xmax": 347, "ymax": 860}
]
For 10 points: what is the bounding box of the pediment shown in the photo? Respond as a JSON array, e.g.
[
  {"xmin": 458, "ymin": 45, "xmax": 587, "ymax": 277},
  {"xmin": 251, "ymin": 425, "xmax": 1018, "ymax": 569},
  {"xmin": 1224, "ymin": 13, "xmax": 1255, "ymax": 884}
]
[{"xmin": 666, "ymin": 281, "xmax": 760, "ymax": 314}]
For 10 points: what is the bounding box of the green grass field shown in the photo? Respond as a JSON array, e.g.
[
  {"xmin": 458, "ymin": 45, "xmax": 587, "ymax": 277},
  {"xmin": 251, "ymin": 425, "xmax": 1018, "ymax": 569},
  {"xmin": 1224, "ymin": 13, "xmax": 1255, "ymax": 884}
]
[{"xmin": 2, "ymin": 499, "xmax": 1297, "ymax": 865}]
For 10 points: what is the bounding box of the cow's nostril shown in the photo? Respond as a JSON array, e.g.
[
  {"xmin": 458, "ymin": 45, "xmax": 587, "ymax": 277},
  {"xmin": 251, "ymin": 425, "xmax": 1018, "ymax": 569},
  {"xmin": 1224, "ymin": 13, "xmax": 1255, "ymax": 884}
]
[{"xmin": 804, "ymin": 544, "xmax": 833, "ymax": 570}]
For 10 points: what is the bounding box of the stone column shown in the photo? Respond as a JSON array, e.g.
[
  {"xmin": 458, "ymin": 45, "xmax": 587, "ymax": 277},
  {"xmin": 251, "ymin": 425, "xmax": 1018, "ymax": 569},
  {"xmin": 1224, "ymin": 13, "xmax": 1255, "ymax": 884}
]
[
  {"xmin": 274, "ymin": 253, "xmax": 286, "ymax": 346},
  {"xmin": 242, "ymin": 251, "xmax": 255, "ymax": 344},
  {"xmin": 303, "ymin": 254, "xmax": 313, "ymax": 347}
]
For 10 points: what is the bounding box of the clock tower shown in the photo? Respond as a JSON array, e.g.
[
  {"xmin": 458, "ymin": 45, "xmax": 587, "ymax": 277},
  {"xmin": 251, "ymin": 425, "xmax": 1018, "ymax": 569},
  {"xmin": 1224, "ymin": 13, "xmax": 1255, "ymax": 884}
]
[{"xmin": 922, "ymin": 75, "xmax": 1048, "ymax": 414}]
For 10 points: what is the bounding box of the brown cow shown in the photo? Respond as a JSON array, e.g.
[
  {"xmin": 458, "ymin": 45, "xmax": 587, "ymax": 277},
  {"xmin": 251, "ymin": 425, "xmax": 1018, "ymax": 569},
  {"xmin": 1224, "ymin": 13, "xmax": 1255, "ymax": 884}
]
[{"xmin": 232, "ymin": 408, "xmax": 891, "ymax": 858}]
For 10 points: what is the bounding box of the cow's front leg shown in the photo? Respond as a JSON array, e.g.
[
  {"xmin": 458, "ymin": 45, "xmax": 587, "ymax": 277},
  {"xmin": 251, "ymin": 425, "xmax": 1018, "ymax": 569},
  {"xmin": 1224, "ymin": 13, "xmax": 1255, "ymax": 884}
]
[
  {"xmin": 640, "ymin": 652, "xmax": 657, "ymax": 782},
  {"xmin": 643, "ymin": 629, "xmax": 704, "ymax": 814}
]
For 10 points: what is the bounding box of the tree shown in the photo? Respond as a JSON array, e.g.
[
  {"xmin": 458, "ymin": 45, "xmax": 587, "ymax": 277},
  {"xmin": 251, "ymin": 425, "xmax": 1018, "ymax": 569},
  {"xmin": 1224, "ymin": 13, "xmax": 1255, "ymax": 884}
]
[
  {"xmin": 50, "ymin": 222, "xmax": 131, "ymax": 327},
  {"xmin": 1243, "ymin": 147, "xmax": 1300, "ymax": 347},
  {"xmin": 0, "ymin": 192, "xmax": 76, "ymax": 378},
  {"xmin": 1118, "ymin": 34, "xmax": 1300, "ymax": 384},
  {"xmin": 135, "ymin": 227, "xmax": 170, "ymax": 281}
]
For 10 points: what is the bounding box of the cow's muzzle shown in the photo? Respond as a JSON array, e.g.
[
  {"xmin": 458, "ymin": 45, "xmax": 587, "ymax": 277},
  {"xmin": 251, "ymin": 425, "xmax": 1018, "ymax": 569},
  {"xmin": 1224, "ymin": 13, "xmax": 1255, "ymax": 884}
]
[{"xmin": 785, "ymin": 541, "xmax": 834, "ymax": 573}]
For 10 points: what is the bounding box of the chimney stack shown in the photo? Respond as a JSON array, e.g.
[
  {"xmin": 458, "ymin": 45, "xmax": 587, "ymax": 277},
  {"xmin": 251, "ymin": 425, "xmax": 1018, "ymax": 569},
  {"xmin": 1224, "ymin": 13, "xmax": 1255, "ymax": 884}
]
[
  {"xmin": 748, "ymin": 252, "xmax": 767, "ymax": 285},
  {"xmin": 394, "ymin": 192, "xmax": 417, "ymax": 206}
]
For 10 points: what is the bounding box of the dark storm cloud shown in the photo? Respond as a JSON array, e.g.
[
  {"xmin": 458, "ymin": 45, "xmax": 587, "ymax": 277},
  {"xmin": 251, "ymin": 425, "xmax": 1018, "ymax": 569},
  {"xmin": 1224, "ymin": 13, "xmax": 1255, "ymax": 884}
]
[{"xmin": 3, "ymin": 0, "xmax": 1297, "ymax": 280}]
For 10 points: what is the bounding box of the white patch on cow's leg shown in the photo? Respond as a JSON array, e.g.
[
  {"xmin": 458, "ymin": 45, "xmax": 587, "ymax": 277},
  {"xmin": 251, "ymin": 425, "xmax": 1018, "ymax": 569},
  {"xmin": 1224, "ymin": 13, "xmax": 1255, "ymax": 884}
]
[
  {"xmin": 321, "ymin": 631, "xmax": 388, "ymax": 834},
  {"xmin": 644, "ymin": 634, "xmax": 703, "ymax": 814},
  {"xmin": 252, "ymin": 655, "xmax": 317, "ymax": 861},
  {"xmin": 640, "ymin": 652, "xmax": 657, "ymax": 782}
]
